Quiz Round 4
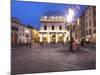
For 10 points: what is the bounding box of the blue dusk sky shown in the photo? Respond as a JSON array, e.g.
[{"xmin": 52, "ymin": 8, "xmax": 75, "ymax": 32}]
[{"xmin": 11, "ymin": 0, "xmax": 88, "ymax": 30}]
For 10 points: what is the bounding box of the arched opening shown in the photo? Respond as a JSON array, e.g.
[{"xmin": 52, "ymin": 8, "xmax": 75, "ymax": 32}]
[
  {"xmin": 11, "ymin": 32, "xmax": 18, "ymax": 45},
  {"xmin": 51, "ymin": 34, "xmax": 56, "ymax": 43}
]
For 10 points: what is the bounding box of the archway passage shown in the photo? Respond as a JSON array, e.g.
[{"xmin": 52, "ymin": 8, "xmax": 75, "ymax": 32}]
[
  {"xmin": 11, "ymin": 32, "xmax": 18, "ymax": 45},
  {"xmin": 42, "ymin": 37, "xmax": 48, "ymax": 43},
  {"xmin": 51, "ymin": 34, "xmax": 56, "ymax": 43},
  {"xmin": 58, "ymin": 36, "xmax": 64, "ymax": 43}
]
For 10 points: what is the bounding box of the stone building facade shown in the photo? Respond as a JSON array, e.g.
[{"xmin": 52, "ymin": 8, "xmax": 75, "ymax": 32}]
[
  {"xmin": 39, "ymin": 16, "xmax": 70, "ymax": 43},
  {"xmin": 11, "ymin": 17, "xmax": 20, "ymax": 45},
  {"xmin": 79, "ymin": 6, "xmax": 96, "ymax": 44},
  {"xmin": 17, "ymin": 24, "xmax": 32, "ymax": 45}
]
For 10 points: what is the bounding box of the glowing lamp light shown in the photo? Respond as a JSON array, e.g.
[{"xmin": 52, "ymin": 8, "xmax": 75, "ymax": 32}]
[
  {"xmin": 86, "ymin": 39, "xmax": 89, "ymax": 42},
  {"xmin": 77, "ymin": 18, "xmax": 80, "ymax": 25},
  {"xmin": 69, "ymin": 9, "xmax": 74, "ymax": 17},
  {"xmin": 66, "ymin": 8, "xmax": 75, "ymax": 23},
  {"xmin": 43, "ymin": 34, "xmax": 47, "ymax": 37},
  {"xmin": 25, "ymin": 29, "xmax": 29, "ymax": 34},
  {"xmin": 59, "ymin": 34, "xmax": 62, "ymax": 36}
]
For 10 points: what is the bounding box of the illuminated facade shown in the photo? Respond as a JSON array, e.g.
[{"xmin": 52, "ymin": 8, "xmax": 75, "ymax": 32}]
[
  {"xmin": 84, "ymin": 6, "xmax": 96, "ymax": 44},
  {"xmin": 18, "ymin": 25, "xmax": 32, "ymax": 44},
  {"xmin": 79, "ymin": 6, "xmax": 96, "ymax": 44},
  {"xmin": 74, "ymin": 18, "xmax": 81, "ymax": 41},
  {"xmin": 11, "ymin": 17, "xmax": 20, "ymax": 45},
  {"xmin": 39, "ymin": 16, "xmax": 70, "ymax": 43},
  {"xmin": 32, "ymin": 28, "xmax": 40, "ymax": 43}
]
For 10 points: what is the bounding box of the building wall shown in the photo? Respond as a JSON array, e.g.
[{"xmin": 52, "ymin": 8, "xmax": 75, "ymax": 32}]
[
  {"xmin": 79, "ymin": 12, "xmax": 85, "ymax": 39},
  {"xmin": 79, "ymin": 6, "xmax": 96, "ymax": 44},
  {"xmin": 84, "ymin": 6, "xmax": 96, "ymax": 43},
  {"xmin": 18, "ymin": 25, "xmax": 32, "ymax": 44},
  {"xmin": 32, "ymin": 28, "xmax": 40, "ymax": 43},
  {"xmin": 11, "ymin": 18, "xmax": 20, "ymax": 45},
  {"xmin": 39, "ymin": 16, "xmax": 70, "ymax": 43},
  {"xmin": 40, "ymin": 22, "xmax": 66, "ymax": 32},
  {"xmin": 74, "ymin": 18, "xmax": 81, "ymax": 42}
]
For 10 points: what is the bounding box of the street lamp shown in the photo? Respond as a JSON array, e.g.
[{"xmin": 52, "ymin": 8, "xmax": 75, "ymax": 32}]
[{"xmin": 66, "ymin": 8, "xmax": 75, "ymax": 51}]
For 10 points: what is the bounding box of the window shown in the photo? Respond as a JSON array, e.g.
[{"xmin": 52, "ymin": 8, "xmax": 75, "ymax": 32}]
[
  {"xmin": 94, "ymin": 9, "xmax": 96, "ymax": 16},
  {"xmin": 88, "ymin": 7, "xmax": 91, "ymax": 10},
  {"xmin": 85, "ymin": 22, "xmax": 88, "ymax": 28},
  {"xmin": 94, "ymin": 29, "xmax": 96, "ymax": 33},
  {"xmin": 52, "ymin": 25, "xmax": 54, "ymax": 30},
  {"xmin": 86, "ymin": 30, "xmax": 88, "ymax": 35},
  {"xmin": 89, "ymin": 12, "xmax": 91, "ymax": 17},
  {"xmin": 20, "ymin": 28, "xmax": 22, "ymax": 31},
  {"xmin": 23, "ymin": 29, "xmax": 24, "ymax": 32},
  {"xmin": 94, "ymin": 20, "xmax": 96, "ymax": 27},
  {"xmin": 67, "ymin": 26, "xmax": 70, "ymax": 31},
  {"xmin": 89, "ymin": 29, "xmax": 92, "ymax": 35},
  {"xmin": 89, "ymin": 20, "xmax": 91, "ymax": 26},
  {"xmin": 59, "ymin": 25, "xmax": 62, "ymax": 30},
  {"xmin": 23, "ymin": 33, "xmax": 24, "ymax": 36},
  {"xmin": 44, "ymin": 25, "xmax": 47, "ymax": 30},
  {"xmin": 20, "ymin": 33, "xmax": 21, "ymax": 36},
  {"xmin": 85, "ymin": 15, "xmax": 87, "ymax": 19}
]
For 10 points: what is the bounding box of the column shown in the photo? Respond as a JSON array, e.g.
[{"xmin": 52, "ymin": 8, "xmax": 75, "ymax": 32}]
[
  {"xmin": 48, "ymin": 33, "xmax": 50, "ymax": 43},
  {"xmin": 56, "ymin": 33, "xmax": 58, "ymax": 43},
  {"xmin": 40, "ymin": 33, "xmax": 43, "ymax": 43},
  {"xmin": 64, "ymin": 34, "xmax": 66, "ymax": 43}
]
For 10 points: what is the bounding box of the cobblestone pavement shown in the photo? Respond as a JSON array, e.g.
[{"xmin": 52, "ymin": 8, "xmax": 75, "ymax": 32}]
[{"xmin": 11, "ymin": 43, "xmax": 96, "ymax": 75}]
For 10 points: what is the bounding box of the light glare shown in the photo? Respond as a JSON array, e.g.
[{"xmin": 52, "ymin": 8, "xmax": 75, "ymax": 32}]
[{"xmin": 67, "ymin": 8, "xmax": 75, "ymax": 23}]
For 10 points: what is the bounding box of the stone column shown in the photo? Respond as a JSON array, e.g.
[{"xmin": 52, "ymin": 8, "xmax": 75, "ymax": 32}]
[
  {"xmin": 40, "ymin": 33, "xmax": 43, "ymax": 43},
  {"xmin": 64, "ymin": 34, "xmax": 66, "ymax": 43},
  {"xmin": 48, "ymin": 33, "xmax": 50, "ymax": 43},
  {"xmin": 56, "ymin": 33, "xmax": 58, "ymax": 43}
]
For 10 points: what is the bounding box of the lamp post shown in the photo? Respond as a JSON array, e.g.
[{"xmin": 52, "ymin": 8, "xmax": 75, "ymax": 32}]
[{"xmin": 66, "ymin": 8, "xmax": 75, "ymax": 51}]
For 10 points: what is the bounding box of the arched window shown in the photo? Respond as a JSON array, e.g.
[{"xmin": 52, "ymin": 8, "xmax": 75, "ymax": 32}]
[
  {"xmin": 52, "ymin": 25, "xmax": 54, "ymax": 30},
  {"xmin": 59, "ymin": 25, "xmax": 62, "ymax": 30}
]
